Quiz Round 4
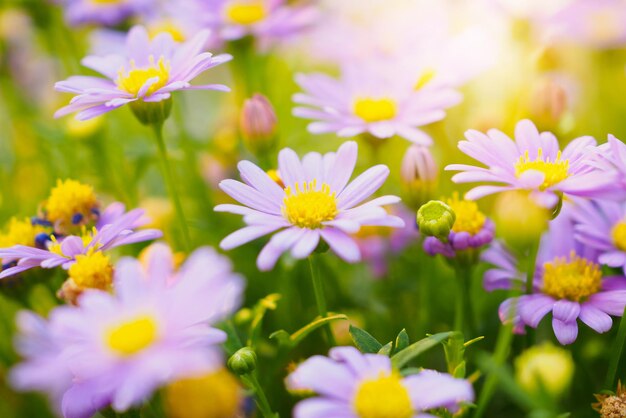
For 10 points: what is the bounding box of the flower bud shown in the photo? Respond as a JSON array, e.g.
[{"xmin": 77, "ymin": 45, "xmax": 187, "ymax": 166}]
[
  {"xmin": 530, "ymin": 78, "xmax": 567, "ymax": 129},
  {"xmin": 227, "ymin": 347, "xmax": 257, "ymax": 375},
  {"xmin": 515, "ymin": 343, "xmax": 574, "ymax": 397},
  {"xmin": 240, "ymin": 94, "xmax": 277, "ymax": 154},
  {"xmin": 417, "ymin": 200, "xmax": 456, "ymax": 242},
  {"xmin": 401, "ymin": 145, "xmax": 439, "ymax": 210},
  {"xmin": 493, "ymin": 191, "xmax": 549, "ymax": 251}
]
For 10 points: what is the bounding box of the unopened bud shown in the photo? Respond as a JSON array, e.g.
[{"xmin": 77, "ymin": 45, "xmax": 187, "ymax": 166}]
[
  {"xmin": 417, "ymin": 200, "xmax": 456, "ymax": 242},
  {"xmin": 493, "ymin": 191, "xmax": 549, "ymax": 251},
  {"xmin": 530, "ymin": 78, "xmax": 567, "ymax": 128},
  {"xmin": 401, "ymin": 145, "xmax": 439, "ymax": 210},
  {"xmin": 130, "ymin": 99, "xmax": 172, "ymax": 126},
  {"xmin": 240, "ymin": 94, "xmax": 277, "ymax": 154},
  {"xmin": 227, "ymin": 347, "xmax": 257, "ymax": 375},
  {"xmin": 515, "ymin": 343, "xmax": 574, "ymax": 397}
]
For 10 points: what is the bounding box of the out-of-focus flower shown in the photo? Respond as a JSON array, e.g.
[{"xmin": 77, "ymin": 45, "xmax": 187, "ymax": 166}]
[
  {"xmin": 573, "ymin": 199, "xmax": 626, "ymax": 275},
  {"xmin": 591, "ymin": 134, "xmax": 626, "ymax": 194},
  {"xmin": 423, "ymin": 194, "xmax": 495, "ymax": 261},
  {"xmin": 446, "ymin": 119, "xmax": 614, "ymax": 208},
  {"xmin": 0, "ymin": 218, "xmax": 48, "ymax": 251},
  {"xmin": 485, "ymin": 209, "xmax": 626, "ymax": 344},
  {"xmin": 10, "ymin": 243, "xmax": 244, "ymax": 417},
  {"xmin": 286, "ymin": 346, "xmax": 474, "ymax": 417},
  {"xmin": 59, "ymin": 0, "xmax": 153, "ymax": 26},
  {"xmin": 54, "ymin": 26, "xmax": 231, "ymax": 122},
  {"xmin": 354, "ymin": 205, "xmax": 419, "ymax": 278},
  {"xmin": 543, "ymin": 0, "xmax": 626, "ymax": 49},
  {"xmin": 293, "ymin": 64, "xmax": 461, "ymax": 145},
  {"xmin": 515, "ymin": 342, "xmax": 574, "ymax": 397},
  {"xmin": 197, "ymin": 0, "xmax": 317, "ymax": 50},
  {"xmin": 215, "ymin": 141, "xmax": 404, "ymax": 271},
  {"xmin": 493, "ymin": 190, "xmax": 549, "ymax": 250},
  {"xmin": 0, "ymin": 209, "xmax": 162, "ymax": 279},
  {"xmin": 41, "ymin": 179, "xmax": 99, "ymax": 233},
  {"xmin": 594, "ymin": 381, "xmax": 626, "ymax": 417},
  {"xmin": 529, "ymin": 77, "xmax": 568, "ymax": 129},
  {"xmin": 240, "ymin": 93, "xmax": 277, "ymax": 154},
  {"xmin": 164, "ymin": 368, "xmax": 243, "ymax": 418},
  {"xmin": 400, "ymin": 144, "xmax": 439, "ymax": 210}
]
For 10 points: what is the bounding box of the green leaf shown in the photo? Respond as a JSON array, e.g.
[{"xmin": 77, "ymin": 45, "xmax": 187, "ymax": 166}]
[
  {"xmin": 270, "ymin": 314, "xmax": 348, "ymax": 349},
  {"xmin": 394, "ymin": 329, "xmax": 410, "ymax": 354},
  {"xmin": 391, "ymin": 331, "xmax": 456, "ymax": 369},
  {"xmin": 349, "ymin": 325, "xmax": 383, "ymax": 353},
  {"xmin": 378, "ymin": 342, "xmax": 393, "ymax": 356}
]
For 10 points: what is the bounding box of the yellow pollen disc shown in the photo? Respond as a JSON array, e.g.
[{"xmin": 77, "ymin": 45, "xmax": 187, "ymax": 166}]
[
  {"xmin": 0, "ymin": 217, "xmax": 45, "ymax": 248},
  {"xmin": 45, "ymin": 179, "xmax": 97, "ymax": 227},
  {"xmin": 446, "ymin": 192, "xmax": 486, "ymax": 235},
  {"xmin": 414, "ymin": 68, "xmax": 436, "ymax": 90},
  {"xmin": 117, "ymin": 56, "xmax": 170, "ymax": 97},
  {"xmin": 514, "ymin": 148, "xmax": 569, "ymax": 190},
  {"xmin": 68, "ymin": 250, "xmax": 113, "ymax": 290},
  {"xmin": 106, "ymin": 316, "xmax": 158, "ymax": 356},
  {"xmin": 225, "ymin": 1, "xmax": 267, "ymax": 25},
  {"xmin": 612, "ymin": 222, "xmax": 626, "ymax": 252},
  {"xmin": 353, "ymin": 372, "xmax": 413, "ymax": 418},
  {"xmin": 148, "ymin": 21, "xmax": 186, "ymax": 42},
  {"xmin": 282, "ymin": 181, "xmax": 337, "ymax": 229},
  {"xmin": 353, "ymin": 97, "xmax": 397, "ymax": 123},
  {"xmin": 542, "ymin": 251, "xmax": 602, "ymax": 302}
]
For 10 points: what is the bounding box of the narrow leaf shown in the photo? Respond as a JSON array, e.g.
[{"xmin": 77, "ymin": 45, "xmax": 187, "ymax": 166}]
[
  {"xmin": 349, "ymin": 325, "xmax": 383, "ymax": 353},
  {"xmin": 391, "ymin": 331, "xmax": 456, "ymax": 368}
]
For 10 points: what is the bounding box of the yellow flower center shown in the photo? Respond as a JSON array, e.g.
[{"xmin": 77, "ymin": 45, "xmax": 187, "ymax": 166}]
[
  {"xmin": 414, "ymin": 68, "xmax": 436, "ymax": 90},
  {"xmin": 514, "ymin": 149, "xmax": 569, "ymax": 190},
  {"xmin": 353, "ymin": 372, "xmax": 413, "ymax": 418},
  {"xmin": 148, "ymin": 21, "xmax": 186, "ymax": 42},
  {"xmin": 612, "ymin": 222, "xmax": 626, "ymax": 252},
  {"xmin": 45, "ymin": 179, "xmax": 98, "ymax": 227},
  {"xmin": 353, "ymin": 98, "xmax": 397, "ymax": 123},
  {"xmin": 0, "ymin": 217, "xmax": 45, "ymax": 248},
  {"xmin": 68, "ymin": 250, "xmax": 113, "ymax": 290},
  {"xmin": 542, "ymin": 252, "xmax": 602, "ymax": 302},
  {"xmin": 106, "ymin": 316, "xmax": 158, "ymax": 356},
  {"xmin": 117, "ymin": 56, "xmax": 170, "ymax": 97},
  {"xmin": 282, "ymin": 181, "xmax": 337, "ymax": 229},
  {"xmin": 225, "ymin": 1, "xmax": 267, "ymax": 25},
  {"xmin": 446, "ymin": 193, "xmax": 486, "ymax": 235},
  {"xmin": 164, "ymin": 369, "xmax": 241, "ymax": 418}
]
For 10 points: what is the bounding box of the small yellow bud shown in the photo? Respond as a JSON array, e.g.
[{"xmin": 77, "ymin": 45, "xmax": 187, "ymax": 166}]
[
  {"xmin": 515, "ymin": 343, "xmax": 574, "ymax": 397},
  {"xmin": 493, "ymin": 191, "xmax": 549, "ymax": 251}
]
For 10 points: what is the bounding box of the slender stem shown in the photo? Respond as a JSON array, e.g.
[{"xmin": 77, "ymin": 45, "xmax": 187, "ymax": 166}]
[
  {"xmin": 243, "ymin": 373, "xmax": 278, "ymax": 418},
  {"xmin": 454, "ymin": 264, "xmax": 475, "ymax": 337},
  {"xmin": 308, "ymin": 255, "xmax": 337, "ymax": 346},
  {"xmin": 525, "ymin": 241, "xmax": 540, "ymax": 295},
  {"xmin": 151, "ymin": 123, "xmax": 191, "ymax": 251},
  {"xmin": 606, "ymin": 305, "xmax": 626, "ymax": 388},
  {"xmin": 474, "ymin": 323, "xmax": 515, "ymax": 418}
]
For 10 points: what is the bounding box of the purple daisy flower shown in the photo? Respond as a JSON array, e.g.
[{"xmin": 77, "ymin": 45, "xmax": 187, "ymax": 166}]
[
  {"xmin": 10, "ymin": 243, "xmax": 244, "ymax": 418},
  {"xmin": 293, "ymin": 63, "xmax": 462, "ymax": 145},
  {"xmin": 589, "ymin": 134, "xmax": 626, "ymax": 195},
  {"xmin": 54, "ymin": 26, "xmax": 232, "ymax": 121},
  {"xmin": 59, "ymin": 0, "xmax": 153, "ymax": 26},
  {"xmin": 0, "ymin": 209, "xmax": 162, "ymax": 278},
  {"xmin": 446, "ymin": 119, "xmax": 615, "ymax": 208},
  {"xmin": 286, "ymin": 346, "xmax": 474, "ymax": 418},
  {"xmin": 215, "ymin": 141, "xmax": 405, "ymax": 271},
  {"xmin": 572, "ymin": 198, "xmax": 626, "ymax": 274},
  {"xmin": 423, "ymin": 194, "xmax": 494, "ymax": 259},
  {"xmin": 197, "ymin": 0, "xmax": 317, "ymax": 49},
  {"xmin": 484, "ymin": 208, "xmax": 626, "ymax": 345}
]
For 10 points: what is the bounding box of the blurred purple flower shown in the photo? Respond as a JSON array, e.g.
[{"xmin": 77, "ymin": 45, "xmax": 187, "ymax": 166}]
[
  {"xmin": 286, "ymin": 346, "xmax": 474, "ymax": 417},
  {"xmin": 446, "ymin": 119, "xmax": 615, "ymax": 208},
  {"xmin": 55, "ymin": 26, "xmax": 231, "ymax": 121},
  {"xmin": 10, "ymin": 243, "xmax": 244, "ymax": 417},
  {"xmin": 293, "ymin": 64, "xmax": 461, "ymax": 145},
  {"xmin": 60, "ymin": 0, "xmax": 153, "ymax": 27},
  {"xmin": 215, "ymin": 141, "xmax": 405, "ymax": 271}
]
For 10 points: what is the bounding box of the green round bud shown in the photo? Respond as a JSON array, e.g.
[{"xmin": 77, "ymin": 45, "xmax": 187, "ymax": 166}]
[
  {"xmin": 130, "ymin": 98, "xmax": 172, "ymax": 126},
  {"xmin": 227, "ymin": 347, "xmax": 257, "ymax": 375},
  {"xmin": 417, "ymin": 200, "xmax": 456, "ymax": 242}
]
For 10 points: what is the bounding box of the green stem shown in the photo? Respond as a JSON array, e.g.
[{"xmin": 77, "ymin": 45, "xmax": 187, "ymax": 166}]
[
  {"xmin": 605, "ymin": 305, "xmax": 626, "ymax": 388},
  {"xmin": 474, "ymin": 323, "xmax": 515, "ymax": 418},
  {"xmin": 308, "ymin": 255, "xmax": 337, "ymax": 346},
  {"xmin": 243, "ymin": 373, "xmax": 278, "ymax": 418},
  {"xmin": 454, "ymin": 264, "xmax": 475, "ymax": 337},
  {"xmin": 151, "ymin": 123, "xmax": 191, "ymax": 251},
  {"xmin": 525, "ymin": 241, "xmax": 540, "ymax": 295}
]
